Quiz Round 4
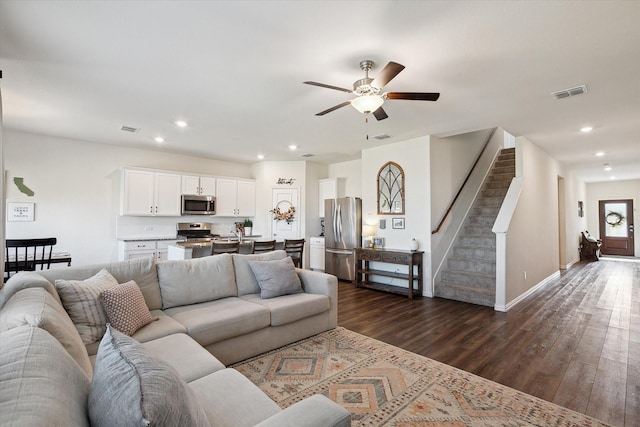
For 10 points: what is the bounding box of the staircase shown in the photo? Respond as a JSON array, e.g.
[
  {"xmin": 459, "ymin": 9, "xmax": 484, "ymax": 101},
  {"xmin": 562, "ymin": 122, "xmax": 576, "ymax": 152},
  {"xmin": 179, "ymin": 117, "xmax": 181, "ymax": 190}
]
[{"xmin": 435, "ymin": 148, "xmax": 515, "ymax": 307}]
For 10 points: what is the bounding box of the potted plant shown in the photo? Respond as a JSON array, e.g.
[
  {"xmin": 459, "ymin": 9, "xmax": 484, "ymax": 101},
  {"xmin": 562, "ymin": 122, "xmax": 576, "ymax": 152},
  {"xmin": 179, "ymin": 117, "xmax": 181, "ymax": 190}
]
[{"xmin": 243, "ymin": 218, "xmax": 253, "ymax": 236}]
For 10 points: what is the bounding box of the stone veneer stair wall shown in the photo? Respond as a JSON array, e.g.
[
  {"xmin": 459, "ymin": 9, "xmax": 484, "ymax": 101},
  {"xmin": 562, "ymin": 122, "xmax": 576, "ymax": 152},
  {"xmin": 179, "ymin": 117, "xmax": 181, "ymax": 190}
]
[{"xmin": 434, "ymin": 148, "xmax": 515, "ymax": 307}]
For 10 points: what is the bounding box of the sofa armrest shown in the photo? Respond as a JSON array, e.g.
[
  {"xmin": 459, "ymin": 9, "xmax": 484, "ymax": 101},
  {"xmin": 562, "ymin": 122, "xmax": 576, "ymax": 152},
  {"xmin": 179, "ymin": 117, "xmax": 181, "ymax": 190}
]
[
  {"xmin": 254, "ymin": 394, "xmax": 351, "ymax": 427},
  {"xmin": 296, "ymin": 268, "xmax": 338, "ymax": 328},
  {"xmin": 0, "ymin": 271, "xmax": 60, "ymax": 310}
]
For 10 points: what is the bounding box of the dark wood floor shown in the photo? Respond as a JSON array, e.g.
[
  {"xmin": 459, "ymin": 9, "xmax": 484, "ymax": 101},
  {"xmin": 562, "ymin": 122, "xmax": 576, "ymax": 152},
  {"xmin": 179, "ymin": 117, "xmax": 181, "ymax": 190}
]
[{"xmin": 337, "ymin": 259, "xmax": 639, "ymax": 427}]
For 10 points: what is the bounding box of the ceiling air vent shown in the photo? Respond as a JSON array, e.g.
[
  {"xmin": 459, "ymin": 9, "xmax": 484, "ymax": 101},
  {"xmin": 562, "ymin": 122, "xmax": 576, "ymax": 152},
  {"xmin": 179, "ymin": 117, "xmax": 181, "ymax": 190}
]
[
  {"xmin": 121, "ymin": 125, "xmax": 140, "ymax": 133},
  {"xmin": 373, "ymin": 134, "xmax": 391, "ymax": 140},
  {"xmin": 550, "ymin": 85, "xmax": 588, "ymax": 100},
  {"xmin": 301, "ymin": 153, "xmax": 315, "ymax": 158}
]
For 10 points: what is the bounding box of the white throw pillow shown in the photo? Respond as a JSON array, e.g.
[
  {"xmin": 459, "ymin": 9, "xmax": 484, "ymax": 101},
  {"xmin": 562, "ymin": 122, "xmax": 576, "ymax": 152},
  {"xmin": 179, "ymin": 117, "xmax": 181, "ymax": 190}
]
[{"xmin": 55, "ymin": 269, "xmax": 119, "ymax": 344}]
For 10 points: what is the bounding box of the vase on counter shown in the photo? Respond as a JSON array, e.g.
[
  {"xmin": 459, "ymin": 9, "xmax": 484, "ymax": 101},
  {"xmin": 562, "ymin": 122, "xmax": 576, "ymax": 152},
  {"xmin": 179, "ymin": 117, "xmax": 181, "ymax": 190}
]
[
  {"xmin": 409, "ymin": 238, "xmax": 419, "ymax": 251},
  {"xmin": 245, "ymin": 227, "xmax": 252, "ymax": 236}
]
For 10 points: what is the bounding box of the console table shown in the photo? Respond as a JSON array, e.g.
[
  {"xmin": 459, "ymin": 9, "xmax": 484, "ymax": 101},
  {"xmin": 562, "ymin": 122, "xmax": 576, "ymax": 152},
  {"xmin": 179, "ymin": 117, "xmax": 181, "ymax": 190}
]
[{"xmin": 354, "ymin": 248, "xmax": 423, "ymax": 299}]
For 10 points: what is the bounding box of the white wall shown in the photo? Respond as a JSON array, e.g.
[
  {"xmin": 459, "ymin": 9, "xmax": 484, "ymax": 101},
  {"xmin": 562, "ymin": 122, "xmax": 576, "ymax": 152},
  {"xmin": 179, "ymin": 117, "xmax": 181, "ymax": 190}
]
[
  {"xmin": 361, "ymin": 136, "xmax": 431, "ymax": 295},
  {"xmin": 559, "ymin": 170, "xmax": 587, "ymax": 267},
  {"xmin": 586, "ymin": 179, "xmax": 640, "ymax": 256},
  {"xmin": 328, "ymin": 159, "xmax": 362, "ymax": 198},
  {"xmin": 505, "ymin": 137, "xmax": 561, "ymax": 302},
  {"xmin": 5, "ymin": 130, "xmax": 252, "ymax": 265}
]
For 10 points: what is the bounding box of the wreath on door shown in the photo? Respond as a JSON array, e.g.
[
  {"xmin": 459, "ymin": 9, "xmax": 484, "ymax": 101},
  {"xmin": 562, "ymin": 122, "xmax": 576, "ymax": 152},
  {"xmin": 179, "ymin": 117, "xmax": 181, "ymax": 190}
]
[
  {"xmin": 270, "ymin": 200, "xmax": 296, "ymax": 224},
  {"xmin": 605, "ymin": 211, "xmax": 624, "ymax": 227}
]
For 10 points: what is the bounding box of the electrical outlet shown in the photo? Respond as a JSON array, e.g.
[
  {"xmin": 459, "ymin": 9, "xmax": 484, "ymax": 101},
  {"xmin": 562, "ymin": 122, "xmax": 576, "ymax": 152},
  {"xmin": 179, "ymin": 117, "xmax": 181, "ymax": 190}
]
[{"xmin": 145, "ymin": 226, "xmax": 154, "ymax": 232}]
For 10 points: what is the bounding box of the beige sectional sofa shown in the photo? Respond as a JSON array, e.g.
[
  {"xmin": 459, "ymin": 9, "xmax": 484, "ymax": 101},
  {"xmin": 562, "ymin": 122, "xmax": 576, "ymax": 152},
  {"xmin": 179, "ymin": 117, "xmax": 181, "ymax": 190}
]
[{"xmin": 0, "ymin": 250, "xmax": 350, "ymax": 427}]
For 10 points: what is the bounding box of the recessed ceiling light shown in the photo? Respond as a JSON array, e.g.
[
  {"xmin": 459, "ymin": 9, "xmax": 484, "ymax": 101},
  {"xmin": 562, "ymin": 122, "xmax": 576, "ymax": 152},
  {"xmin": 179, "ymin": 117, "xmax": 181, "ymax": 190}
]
[
  {"xmin": 603, "ymin": 163, "xmax": 612, "ymax": 171},
  {"xmin": 257, "ymin": 154, "xmax": 264, "ymax": 160},
  {"xmin": 288, "ymin": 145, "xmax": 297, "ymax": 150},
  {"xmin": 580, "ymin": 126, "xmax": 593, "ymax": 133},
  {"xmin": 610, "ymin": 176, "xmax": 616, "ymax": 180},
  {"xmin": 595, "ymin": 151, "xmax": 605, "ymax": 157},
  {"xmin": 174, "ymin": 120, "xmax": 188, "ymax": 128},
  {"xmin": 154, "ymin": 137, "xmax": 165, "ymax": 143}
]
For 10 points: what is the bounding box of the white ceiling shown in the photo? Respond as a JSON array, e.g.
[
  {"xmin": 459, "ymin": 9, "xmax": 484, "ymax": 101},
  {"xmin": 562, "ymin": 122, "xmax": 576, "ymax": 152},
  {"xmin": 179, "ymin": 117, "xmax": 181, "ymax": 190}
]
[{"xmin": 1, "ymin": 1, "xmax": 639, "ymax": 182}]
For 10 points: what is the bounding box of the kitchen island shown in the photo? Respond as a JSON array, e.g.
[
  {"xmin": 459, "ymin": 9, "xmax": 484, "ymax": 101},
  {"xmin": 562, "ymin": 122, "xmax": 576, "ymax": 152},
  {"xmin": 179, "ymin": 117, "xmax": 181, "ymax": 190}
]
[{"xmin": 167, "ymin": 238, "xmax": 283, "ymax": 260}]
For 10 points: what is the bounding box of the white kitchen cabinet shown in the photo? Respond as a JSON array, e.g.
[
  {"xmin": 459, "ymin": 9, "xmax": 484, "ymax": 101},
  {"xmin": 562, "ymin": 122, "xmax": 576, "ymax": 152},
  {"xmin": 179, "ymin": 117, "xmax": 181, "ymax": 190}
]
[
  {"xmin": 181, "ymin": 175, "xmax": 216, "ymax": 195},
  {"xmin": 118, "ymin": 240, "xmax": 179, "ymax": 261},
  {"xmin": 121, "ymin": 169, "xmax": 181, "ymax": 216},
  {"xmin": 319, "ymin": 178, "xmax": 345, "ymax": 217},
  {"xmin": 216, "ymin": 178, "xmax": 256, "ymax": 217},
  {"xmin": 309, "ymin": 236, "xmax": 325, "ymax": 271}
]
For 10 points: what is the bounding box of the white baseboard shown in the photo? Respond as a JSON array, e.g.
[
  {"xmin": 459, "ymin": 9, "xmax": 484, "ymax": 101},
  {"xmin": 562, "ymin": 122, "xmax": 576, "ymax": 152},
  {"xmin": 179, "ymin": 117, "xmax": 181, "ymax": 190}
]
[{"xmin": 495, "ymin": 270, "xmax": 561, "ymax": 312}]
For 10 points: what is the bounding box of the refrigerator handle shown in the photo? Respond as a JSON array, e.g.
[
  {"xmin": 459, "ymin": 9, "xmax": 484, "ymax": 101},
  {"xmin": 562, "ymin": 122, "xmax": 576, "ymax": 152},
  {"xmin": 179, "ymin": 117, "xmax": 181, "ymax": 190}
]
[{"xmin": 337, "ymin": 203, "xmax": 342, "ymax": 241}]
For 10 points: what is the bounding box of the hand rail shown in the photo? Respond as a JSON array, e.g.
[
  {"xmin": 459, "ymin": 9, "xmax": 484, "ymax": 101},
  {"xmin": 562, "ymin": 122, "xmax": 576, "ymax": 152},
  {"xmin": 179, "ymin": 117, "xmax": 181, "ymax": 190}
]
[{"xmin": 431, "ymin": 127, "xmax": 498, "ymax": 234}]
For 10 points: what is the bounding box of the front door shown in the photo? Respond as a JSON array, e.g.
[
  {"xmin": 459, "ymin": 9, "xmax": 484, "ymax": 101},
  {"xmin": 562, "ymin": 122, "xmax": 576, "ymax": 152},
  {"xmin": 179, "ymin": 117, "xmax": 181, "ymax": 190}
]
[{"xmin": 598, "ymin": 199, "xmax": 635, "ymax": 256}]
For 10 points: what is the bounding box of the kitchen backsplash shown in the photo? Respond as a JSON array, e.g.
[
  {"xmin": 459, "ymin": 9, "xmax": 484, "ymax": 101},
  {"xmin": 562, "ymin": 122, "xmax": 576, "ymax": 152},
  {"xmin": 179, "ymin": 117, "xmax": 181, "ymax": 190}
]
[{"xmin": 116, "ymin": 215, "xmax": 246, "ymax": 238}]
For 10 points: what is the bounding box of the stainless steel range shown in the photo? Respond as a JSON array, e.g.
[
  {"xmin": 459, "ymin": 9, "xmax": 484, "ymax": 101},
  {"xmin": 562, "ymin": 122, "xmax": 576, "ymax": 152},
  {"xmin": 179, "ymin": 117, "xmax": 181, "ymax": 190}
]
[{"xmin": 176, "ymin": 222, "xmax": 220, "ymax": 248}]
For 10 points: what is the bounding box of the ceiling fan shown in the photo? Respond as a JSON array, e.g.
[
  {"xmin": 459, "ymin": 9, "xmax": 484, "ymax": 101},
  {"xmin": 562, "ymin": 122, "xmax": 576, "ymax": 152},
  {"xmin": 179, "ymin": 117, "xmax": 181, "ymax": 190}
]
[{"xmin": 304, "ymin": 60, "xmax": 440, "ymax": 121}]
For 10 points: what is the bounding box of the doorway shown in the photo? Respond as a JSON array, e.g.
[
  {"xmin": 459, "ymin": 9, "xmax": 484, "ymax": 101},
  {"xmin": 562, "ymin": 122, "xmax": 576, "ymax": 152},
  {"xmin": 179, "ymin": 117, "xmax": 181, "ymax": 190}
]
[
  {"xmin": 598, "ymin": 199, "xmax": 635, "ymax": 256},
  {"xmin": 270, "ymin": 188, "xmax": 300, "ymax": 240}
]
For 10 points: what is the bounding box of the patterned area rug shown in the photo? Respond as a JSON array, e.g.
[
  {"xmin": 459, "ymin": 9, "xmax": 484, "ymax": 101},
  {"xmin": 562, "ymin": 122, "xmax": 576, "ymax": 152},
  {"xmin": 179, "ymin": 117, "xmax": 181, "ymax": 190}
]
[{"xmin": 232, "ymin": 327, "xmax": 611, "ymax": 426}]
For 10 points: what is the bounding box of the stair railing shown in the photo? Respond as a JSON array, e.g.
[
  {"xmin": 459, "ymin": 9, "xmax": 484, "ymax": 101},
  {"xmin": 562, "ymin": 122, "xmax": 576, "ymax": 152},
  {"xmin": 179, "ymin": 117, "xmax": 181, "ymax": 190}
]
[{"xmin": 431, "ymin": 127, "xmax": 497, "ymax": 234}]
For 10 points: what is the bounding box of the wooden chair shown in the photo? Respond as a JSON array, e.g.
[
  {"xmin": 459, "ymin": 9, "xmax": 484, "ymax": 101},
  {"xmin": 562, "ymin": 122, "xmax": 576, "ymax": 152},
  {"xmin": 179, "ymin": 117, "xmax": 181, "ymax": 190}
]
[
  {"xmin": 211, "ymin": 241, "xmax": 240, "ymax": 255},
  {"xmin": 580, "ymin": 230, "xmax": 602, "ymax": 261},
  {"xmin": 283, "ymin": 238, "xmax": 305, "ymax": 268},
  {"xmin": 252, "ymin": 240, "xmax": 276, "ymax": 254},
  {"xmin": 5, "ymin": 238, "xmax": 59, "ymax": 282}
]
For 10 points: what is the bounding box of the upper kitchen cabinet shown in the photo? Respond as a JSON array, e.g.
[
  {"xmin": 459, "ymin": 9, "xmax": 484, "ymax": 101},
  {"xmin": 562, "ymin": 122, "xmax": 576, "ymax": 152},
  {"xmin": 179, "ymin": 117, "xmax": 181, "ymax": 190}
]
[
  {"xmin": 181, "ymin": 175, "xmax": 216, "ymax": 195},
  {"xmin": 319, "ymin": 178, "xmax": 345, "ymax": 217},
  {"xmin": 216, "ymin": 178, "xmax": 256, "ymax": 217},
  {"xmin": 121, "ymin": 168, "xmax": 182, "ymax": 216}
]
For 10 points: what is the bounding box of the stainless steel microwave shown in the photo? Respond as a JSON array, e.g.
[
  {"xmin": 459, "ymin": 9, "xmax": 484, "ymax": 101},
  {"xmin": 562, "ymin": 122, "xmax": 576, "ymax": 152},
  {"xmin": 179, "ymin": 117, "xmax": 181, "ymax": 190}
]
[{"xmin": 181, "ymin": 194, "xmax": 216, "ymax": 215}]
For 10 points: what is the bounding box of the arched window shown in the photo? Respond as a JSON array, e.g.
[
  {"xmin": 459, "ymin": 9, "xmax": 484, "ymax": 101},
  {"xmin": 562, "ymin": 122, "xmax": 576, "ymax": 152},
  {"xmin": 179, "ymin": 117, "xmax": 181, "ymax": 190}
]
[{"xmin": 377, "ymin": 161, "xmax": 405, "ymax": 215}]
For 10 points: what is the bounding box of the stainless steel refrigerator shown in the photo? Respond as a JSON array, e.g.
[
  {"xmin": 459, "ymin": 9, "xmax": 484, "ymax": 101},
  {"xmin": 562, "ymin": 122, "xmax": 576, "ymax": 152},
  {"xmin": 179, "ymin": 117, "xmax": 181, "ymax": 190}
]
[{"xmin": 324, "ymin": 197, "xmax": 362, "ymax": 281}]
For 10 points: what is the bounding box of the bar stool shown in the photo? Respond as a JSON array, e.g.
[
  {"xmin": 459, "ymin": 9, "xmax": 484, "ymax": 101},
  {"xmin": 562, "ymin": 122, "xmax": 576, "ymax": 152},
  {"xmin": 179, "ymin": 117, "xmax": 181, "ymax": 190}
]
[
  {"xmin": 283, "ymin": 238, "xmax": 305, "ymax": 268},
  {"xmin": 252, "ymin": 240, "xmax": 276, "ymax": 254},
  {"xmin": 211, "ymin": 241, "xmax": 240, "ymax": 255}
]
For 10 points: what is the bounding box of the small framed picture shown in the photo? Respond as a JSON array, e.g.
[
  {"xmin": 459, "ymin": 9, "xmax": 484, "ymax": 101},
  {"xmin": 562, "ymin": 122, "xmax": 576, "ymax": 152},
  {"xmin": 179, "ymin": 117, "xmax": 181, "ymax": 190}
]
[
  {"xmin": 372, "ymin": 236, "xmax": 385, "ymax": 248},
  {"xmin": 392, "ymin": 218, "xmax": 405, "ymax": 229}
]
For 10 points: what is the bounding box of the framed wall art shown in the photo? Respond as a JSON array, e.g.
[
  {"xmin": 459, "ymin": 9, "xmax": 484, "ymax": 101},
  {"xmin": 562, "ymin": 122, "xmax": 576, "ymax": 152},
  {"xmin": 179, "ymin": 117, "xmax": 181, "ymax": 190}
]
[{"xmin": 392, "ymin": 218, "xmax": 405, "ymax": 229}]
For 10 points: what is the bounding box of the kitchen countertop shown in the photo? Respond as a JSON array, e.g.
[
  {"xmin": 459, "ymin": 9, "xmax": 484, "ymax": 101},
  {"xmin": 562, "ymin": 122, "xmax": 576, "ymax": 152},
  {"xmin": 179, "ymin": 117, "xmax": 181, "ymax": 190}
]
[{"xmin": 117, "ymin": 236, "xmax": 182, "ymax": 242}]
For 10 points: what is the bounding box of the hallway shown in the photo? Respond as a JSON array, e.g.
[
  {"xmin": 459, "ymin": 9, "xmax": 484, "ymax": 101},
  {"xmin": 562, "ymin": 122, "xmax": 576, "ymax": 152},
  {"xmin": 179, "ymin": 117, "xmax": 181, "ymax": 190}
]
[{"xmin": 338, "ymin": 259, "xmax": 639, "ymax": 427}]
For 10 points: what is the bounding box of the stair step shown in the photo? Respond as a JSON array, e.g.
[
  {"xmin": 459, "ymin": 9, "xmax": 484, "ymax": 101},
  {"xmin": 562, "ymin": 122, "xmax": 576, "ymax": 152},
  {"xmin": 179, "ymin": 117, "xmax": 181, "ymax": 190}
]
[
  {"xmin": 474, "ymin": 197, "xmax": 503, "ymax": 207},
  {"xmin": 453, "ymin": 246, "xmax": 496, "ymax": 260},
  {"xmin": 458, "ymin": 235, "xmax": 496, "ymax": 248},
  {"xmin": 447, "ymin": 257, "xmax": 496, "ymax": 274},
  {"xmin": 463, "ymin": 224, "xmax": 494, "ymax": 236},
  {"xmin": 434, "ymin": 283, "xmax": 495, "ymax": 307},
  {"xmin": 480, "ymin": 188, "xmax": 508, "ymax": 198},
  {"xmin": 484, "ymin": 180, "xmax": 511, "ymax": 190},
  {"xmin": 441, "ymin": 270, "xmax": 495, "ymax": 288},
  {"xmin": 467, "ymin": 215, "xmax": 495, "ymax": 226},
  {"xmin": 494, "ymin": 160, "xmax": 515, "ymax": 169},
  {"xmin": 470, "ymin": 206, "xmax": 499, "ymax": 216},
  {"xmin": 487, "ymin": 173, "xmax": 513, "ymax": 182}
]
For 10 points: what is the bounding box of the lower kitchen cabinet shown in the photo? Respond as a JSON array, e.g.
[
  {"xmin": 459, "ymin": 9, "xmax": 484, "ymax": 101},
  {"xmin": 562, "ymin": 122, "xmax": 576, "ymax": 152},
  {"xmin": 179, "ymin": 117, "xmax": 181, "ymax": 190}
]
[
  {"xmin": 118, "ymin": 239, "xmax": 179, "ymax": 261},
  {"xmin": 309, "ymin": 236, "xmax": 325, "ymax": 271}
]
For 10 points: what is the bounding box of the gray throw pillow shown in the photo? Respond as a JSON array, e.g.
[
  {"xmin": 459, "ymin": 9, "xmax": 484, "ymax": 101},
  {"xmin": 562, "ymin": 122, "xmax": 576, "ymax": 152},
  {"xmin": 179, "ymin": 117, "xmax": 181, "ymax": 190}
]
[
  {"xmin": 88, "ymin": 325, "xmax": 210, "ymax": 427},
  {"xmin": 248, "ymin": 257, "xmax": 303, "ymax": 299}
]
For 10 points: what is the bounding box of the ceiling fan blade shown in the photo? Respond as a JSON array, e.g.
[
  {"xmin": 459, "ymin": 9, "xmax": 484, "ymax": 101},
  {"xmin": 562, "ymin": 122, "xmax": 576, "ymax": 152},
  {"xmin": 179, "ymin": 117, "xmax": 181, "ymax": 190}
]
[
  {"xmin": 315, "ymin": 101, "xmax": 352, "ymax": 116},
  {"xmin": 304, "ymin": 81, "xmax": 353, "ymax": 93},
  {"xmin": 371, "ymin": 62, "xmax": 405, "ymax": 89},
  {"xmin": 372, "ymin": 107, "xmax": 388, "ymax": 121},
  {"xmin": 386, "ymin": 92, "xmax": 440, "ymax": 101}
]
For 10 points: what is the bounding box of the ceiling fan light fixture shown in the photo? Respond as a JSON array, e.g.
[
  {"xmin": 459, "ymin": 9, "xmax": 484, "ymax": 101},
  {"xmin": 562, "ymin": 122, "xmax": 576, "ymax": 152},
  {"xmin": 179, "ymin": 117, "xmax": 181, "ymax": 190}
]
[{"xmin": 351, "ymin": 95, "xmax": 384, "ymax": 114}]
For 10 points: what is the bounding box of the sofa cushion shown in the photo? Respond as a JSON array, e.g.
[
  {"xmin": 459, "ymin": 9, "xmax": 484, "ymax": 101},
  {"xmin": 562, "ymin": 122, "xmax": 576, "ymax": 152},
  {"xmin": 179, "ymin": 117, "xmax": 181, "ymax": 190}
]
[
  {"xmin": 100, "ymin": 280, "xmax": 155, "ymax": 336},
  {"xmin": 232, "ymin": 250, "xmax": 288, "ymax": 296},
  {"xmin": 0, "ymin": 326, "xmax": 91, "ymax": 427},
  {"xmin": 0, "ymin": 271, "xmax": 63, "ymax": 310},
  {"xmin": 240, "ymin": 292, "xmax": 330, "ymax": 326},
  {"xmin": 88, "ymin": 326, "xmax": 210, "ymax": 427},
  {"xmin": 40, "ymin": 256, "xmax": 163, "ymax": 310},
  {"xmin": 141, "ymin": 333, "xmax": 225, "ymax": 382},
  {"xmin": 0, "ymin": 287, "xmax": 93, "ymax": 379},
  {"xmin": 248, "ymin": 257, "xmax": 303, "ymax": 299},
  {"xmin": 55, "ymin": 269, "xmax": 119, "ymax": 345},
  {"xmin": 189, "ymin": 368, "xmax": 281, "ymax": 427},
  {"xmin": 157, "ymin": 254, "xmax": 237, "ymax": 309},
  {"xmin": 164, "ymin": 297, "xmax": 270, "ymax": 346}
]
